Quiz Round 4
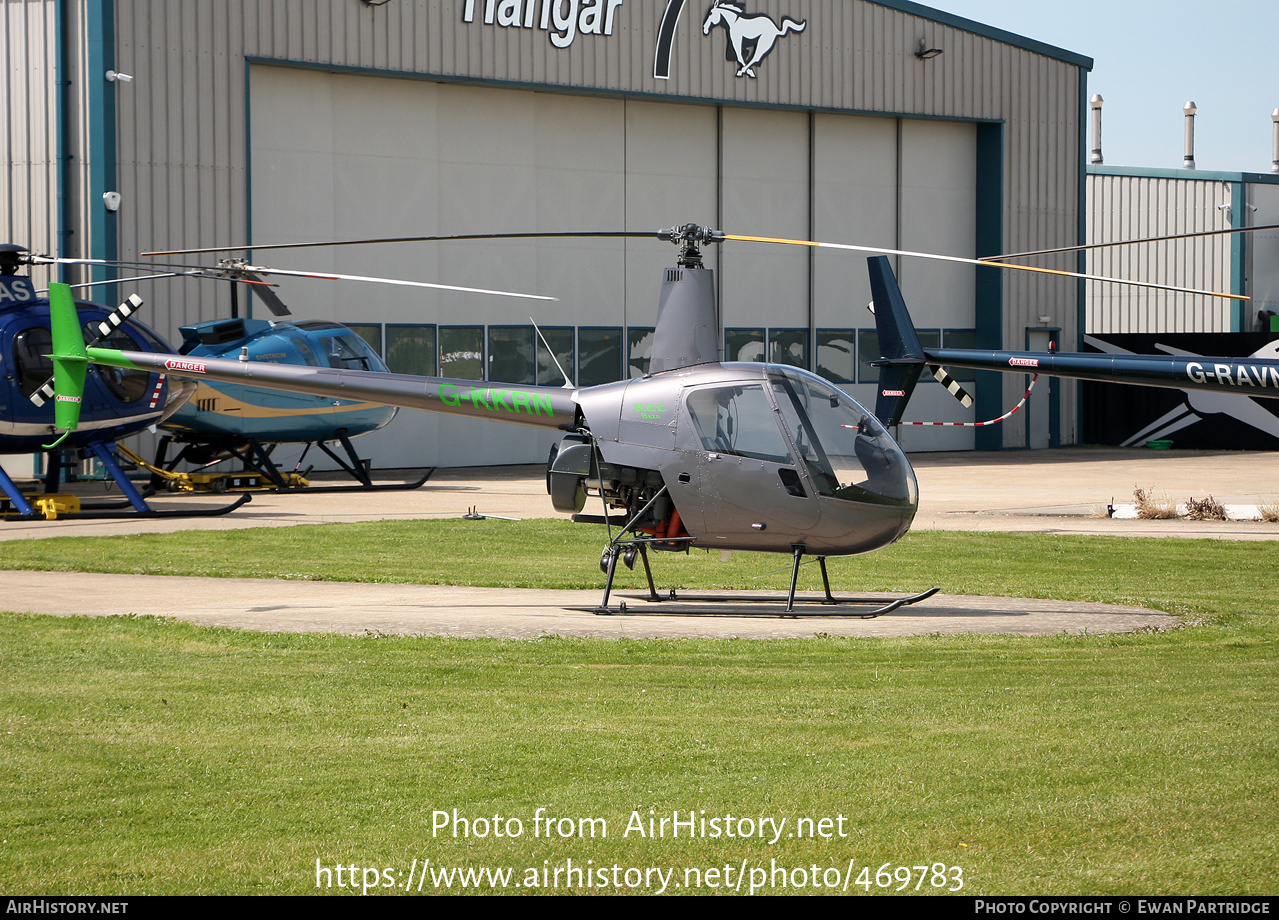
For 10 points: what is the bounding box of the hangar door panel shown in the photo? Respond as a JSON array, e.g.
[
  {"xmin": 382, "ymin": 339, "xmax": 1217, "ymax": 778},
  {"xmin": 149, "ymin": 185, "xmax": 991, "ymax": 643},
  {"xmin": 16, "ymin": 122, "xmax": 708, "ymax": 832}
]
[
  {"xmin": 1249, "ymin": 184, "xmax": 1279, "ymax": 321},
  {"xmin": 895, "ymin": 119, "xmax": 977, "ymax": 451},
  {"xmin": 720, "ymin": 108, "xmax": 810, "ymax": 335},
  {"xmin": 898, "ymin": 119, "xmax": 976, "ymax": 332},
  {"xmin": 811, "ymin": 114, "xmax": 897, "ymax": 330}
]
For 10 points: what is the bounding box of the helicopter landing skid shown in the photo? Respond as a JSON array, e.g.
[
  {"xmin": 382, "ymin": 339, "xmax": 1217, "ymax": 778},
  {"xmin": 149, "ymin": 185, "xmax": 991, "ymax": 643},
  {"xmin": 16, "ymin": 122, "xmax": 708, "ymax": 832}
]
[
  {"xmin": 606, "ymin": 586, "xmax": 941, "ymax": 618},
  {"xmin": 4, "ymin": 492, "xmax": 252, "ymax": 522},
  {"xmin": 293, "ymin": 437, "xmax": 434, "ymax": 492},
  {"xmin": 152, "ymin": 434, "xmax": 433, "ymax": 493},
  {"xmin": 592, "ymin": 540, "xmax": 939, "ymax": 618},
  {"xmin": 3, "ymin": 443, "xmax": 252, "ymax": 520}
]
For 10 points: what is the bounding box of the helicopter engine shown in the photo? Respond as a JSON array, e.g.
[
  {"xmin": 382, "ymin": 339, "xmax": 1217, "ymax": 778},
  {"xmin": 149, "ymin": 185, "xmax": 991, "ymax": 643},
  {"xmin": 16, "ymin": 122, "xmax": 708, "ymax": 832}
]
[{"xmin": 547, "ymin": 434, "xmax": 685, "ymax": 548}]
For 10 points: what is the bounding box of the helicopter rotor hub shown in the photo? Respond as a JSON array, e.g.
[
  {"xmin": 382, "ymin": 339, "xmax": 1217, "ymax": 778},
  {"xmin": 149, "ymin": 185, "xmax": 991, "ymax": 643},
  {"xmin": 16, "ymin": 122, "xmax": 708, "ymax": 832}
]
[
  {"xmin": 0, "ymin": 244, "xmax": 29, "ymax": 277},
  {"xmin": 657, "ymin": 223, "xmax": 724, "ymax": 269}
]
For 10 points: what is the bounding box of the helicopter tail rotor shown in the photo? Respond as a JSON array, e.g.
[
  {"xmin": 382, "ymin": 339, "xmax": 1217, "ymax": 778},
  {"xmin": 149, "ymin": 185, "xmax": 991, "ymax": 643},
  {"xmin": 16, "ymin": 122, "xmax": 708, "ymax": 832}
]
[
  {"xmin": 928, "ymin": 364, "xmax": 974, "ymax": 408},
  {"xmin": 866, "ymin": 256, "xmax": 927, "ymax": 427},
  {"xmin": 31, "ymin": 293, "xmax": 147, "ymax": 408}
]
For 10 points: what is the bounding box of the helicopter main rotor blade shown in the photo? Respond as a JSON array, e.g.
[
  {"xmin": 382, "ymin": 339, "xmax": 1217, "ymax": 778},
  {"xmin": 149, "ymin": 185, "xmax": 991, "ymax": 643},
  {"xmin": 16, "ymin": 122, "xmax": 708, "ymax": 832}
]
[
  {"xmin": 28, "ymin": 256, "xmax": 281, "ymax": 288},
  {"xmin": 35, "ymin": 251, "xmax": 553, "ymax": 302},
  {"xmin": 985, "ymin": 223, "xmax": 1279, "ymax": 262},
  {"xmin": 234, "ymin": 264, "xmax": 557, "ymax": 301},
  {"xmin": 722, "ymin": 233, "xmax": 1249, "ymax": 301},
  {"xmin": 35, "ymin": 272, "xmax": 207, "ymax": 292},
  {"xmin": 239, "ymin": 271, "xmax": 292, "ymax": 316},
  {"xmin": 142, "ymin": 230, "xmax": 657, "ymax": 257},
  {"xmin": 141, "ymin": 223, "xmax": 1248, "ymax": 301}
]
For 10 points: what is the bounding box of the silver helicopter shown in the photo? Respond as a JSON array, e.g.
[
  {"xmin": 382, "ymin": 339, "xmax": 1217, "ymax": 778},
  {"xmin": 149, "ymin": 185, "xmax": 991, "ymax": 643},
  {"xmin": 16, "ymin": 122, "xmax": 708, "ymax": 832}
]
[{"xmin": 48, "ymin": 223, "xmax": 1261, "ymax": 614}]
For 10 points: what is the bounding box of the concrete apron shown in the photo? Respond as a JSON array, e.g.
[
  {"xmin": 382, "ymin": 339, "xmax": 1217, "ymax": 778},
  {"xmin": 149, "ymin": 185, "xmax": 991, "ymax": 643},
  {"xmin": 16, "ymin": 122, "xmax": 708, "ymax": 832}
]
[{"xmin": 4, "ymin": 448, "xmax": 1269, "ymax": 637}]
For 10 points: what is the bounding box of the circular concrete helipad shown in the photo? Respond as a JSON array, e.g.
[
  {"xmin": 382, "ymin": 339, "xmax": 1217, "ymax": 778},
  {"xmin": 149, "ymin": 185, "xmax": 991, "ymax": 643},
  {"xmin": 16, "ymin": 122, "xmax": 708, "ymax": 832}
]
[
  {"xmin": 1, "ymin": 571, "xmax": 1170, "ymax": 639},
  {"xmin": 5, "ymin": 447, "xmax": 1266, "ymax": 637}
]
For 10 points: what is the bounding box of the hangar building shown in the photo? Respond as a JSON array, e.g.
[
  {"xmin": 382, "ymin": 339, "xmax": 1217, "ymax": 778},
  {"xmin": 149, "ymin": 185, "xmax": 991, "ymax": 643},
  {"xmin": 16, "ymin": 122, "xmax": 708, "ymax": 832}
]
[
  {"xmin": 5, "ymin": 0, "xmax": 1093, "ymax": 465},
  {"xmin": 1086, "ymin": 165, "xmax": 1279, "ymax": 335}
]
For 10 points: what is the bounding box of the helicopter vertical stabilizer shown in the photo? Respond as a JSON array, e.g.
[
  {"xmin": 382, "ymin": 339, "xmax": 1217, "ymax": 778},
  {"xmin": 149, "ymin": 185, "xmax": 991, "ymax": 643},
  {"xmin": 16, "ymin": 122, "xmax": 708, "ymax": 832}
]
[
  {"xmin": 650, "ymin": 267, "xmax": 720, "ymax": 372},
  {"xmin": 866, "ymin": 256, "xmax": 926, "ymax": 427},
  {"xmin": 46, "ymin": 284, "xmax": 88, "ymax": 445}
]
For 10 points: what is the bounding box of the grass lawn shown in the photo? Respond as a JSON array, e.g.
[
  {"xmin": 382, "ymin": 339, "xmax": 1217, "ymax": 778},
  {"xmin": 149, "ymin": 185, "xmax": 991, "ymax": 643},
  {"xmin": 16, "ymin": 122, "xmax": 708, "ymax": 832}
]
[{"xmin": 0, "ymin": 523, "xmax": 1276, "ymax": 895}]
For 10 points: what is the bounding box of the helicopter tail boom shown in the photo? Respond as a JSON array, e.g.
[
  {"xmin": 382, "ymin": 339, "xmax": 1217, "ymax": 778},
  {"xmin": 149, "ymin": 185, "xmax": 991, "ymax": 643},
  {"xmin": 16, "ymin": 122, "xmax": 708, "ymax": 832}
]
[
  {"xmin": 864, "ymin": 258, "xmax": 1279, "ymax": 416},
  {"xmin": 46, "ymin": 283, "xmax": 578, "ymax": 443}
]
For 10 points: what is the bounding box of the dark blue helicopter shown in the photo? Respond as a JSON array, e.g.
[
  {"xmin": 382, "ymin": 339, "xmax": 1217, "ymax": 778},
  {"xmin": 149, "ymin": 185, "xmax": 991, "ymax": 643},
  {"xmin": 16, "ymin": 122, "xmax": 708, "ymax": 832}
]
[
  {"xmin": 3, "ymin": 242, "xmax": 550, "ymax": 513},
  {"xmin": 0, "ymin": 244, "xmax": 213, "ymax": 518}
]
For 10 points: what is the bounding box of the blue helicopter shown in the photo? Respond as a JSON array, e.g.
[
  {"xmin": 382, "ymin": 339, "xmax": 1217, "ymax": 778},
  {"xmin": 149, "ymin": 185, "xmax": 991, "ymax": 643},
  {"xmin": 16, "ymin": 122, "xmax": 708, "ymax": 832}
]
[{"xmin": 149, "ymin": 313, "xmax": 409, "ymax": 492}]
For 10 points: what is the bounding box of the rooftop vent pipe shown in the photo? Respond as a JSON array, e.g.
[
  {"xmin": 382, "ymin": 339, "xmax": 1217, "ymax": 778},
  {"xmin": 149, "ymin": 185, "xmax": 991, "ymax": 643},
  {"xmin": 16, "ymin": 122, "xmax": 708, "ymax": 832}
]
[
  {"xmin": 1272, "ymin": 108, "xmax": 1278, "ymax": 174},
  {"xmin": 1183, "ymin": 101, "xmax": 1197, "ymax": 169},
  {"xmin": 1090, "ymin": 94, "xmax": 1104, "ymax": 164}
]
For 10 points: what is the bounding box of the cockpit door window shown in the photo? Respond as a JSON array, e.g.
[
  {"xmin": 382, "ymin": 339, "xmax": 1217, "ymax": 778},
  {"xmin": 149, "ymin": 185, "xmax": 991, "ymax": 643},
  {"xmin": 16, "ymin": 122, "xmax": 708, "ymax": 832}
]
[{"xmin": 685, "ymin": 384, "xmax": 793, "ymax": 464}]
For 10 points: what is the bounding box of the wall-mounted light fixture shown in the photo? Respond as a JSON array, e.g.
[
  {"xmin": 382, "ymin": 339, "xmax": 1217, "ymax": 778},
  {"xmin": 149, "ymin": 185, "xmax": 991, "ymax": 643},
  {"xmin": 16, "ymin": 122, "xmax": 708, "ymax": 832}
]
[
  {"xmin": 914, "ymin": 39, "xmax": 943, "ymax": 60},
  {"xmin": 105, "ymin": 70, "xmax": 133, "ymax": 83}
]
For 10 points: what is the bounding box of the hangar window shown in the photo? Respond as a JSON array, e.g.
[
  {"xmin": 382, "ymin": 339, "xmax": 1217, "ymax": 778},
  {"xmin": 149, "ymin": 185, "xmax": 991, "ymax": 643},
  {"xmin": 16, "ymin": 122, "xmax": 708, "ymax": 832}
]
[
  {"xmin": 346, "ymin": 324, "xmax": 383, "ymax": 357},
  {"xmin": 535, "ymin": 326, "xmax": 575, "ymax": 386},
  {"xmin": 578, "ymin": 327, "xmax": 621, "ymax": 387},
  {"xmin": 857, "ymin": 329, "xmax": 879, "ymax": 382},
  {"xmin": 628, "ymin": 327, "xmax": 654, "ymax": 377},
  {"xmin": 386, "ymin": 324, "xmax": 437, "ymax": 377},
  {"xmin": 726, "ymin": 328, "xmax": 811, "ymax": 369},
  {"xmin": 942, "ymin": 328, "xmax": 978, "ymax": 381},
  {"xmin": 725, "ymin": 328, "xmax": 765, "ymax": 363},
  {"xmin": 816, "ymin": 329, "xmax": 856, "ymax": 383},
  {"xmin": 488, "ymin": 326, "xmax": 535, "ymax": 384},
  {"xmin": 858, "ymin": 328, "xmax": 949, "ymax": 383},
  {"xmin": 440, "ymin": 326, "xmax": 484, "ymax": 380},
  {"xmin": 769, "ymin": 329, "xmax": 808, "ymax": 368}
]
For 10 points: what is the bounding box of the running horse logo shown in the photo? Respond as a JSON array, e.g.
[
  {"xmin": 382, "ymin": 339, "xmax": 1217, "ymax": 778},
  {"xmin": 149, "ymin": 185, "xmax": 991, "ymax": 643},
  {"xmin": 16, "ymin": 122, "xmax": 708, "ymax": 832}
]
[{"xmin": 702, "ymin": 1, "xmax": 806, "ymax": 78}]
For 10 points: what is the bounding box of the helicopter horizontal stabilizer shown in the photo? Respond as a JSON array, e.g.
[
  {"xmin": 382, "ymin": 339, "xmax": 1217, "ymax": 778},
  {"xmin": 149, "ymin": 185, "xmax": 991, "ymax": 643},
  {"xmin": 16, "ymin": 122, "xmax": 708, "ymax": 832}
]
[{"xmin": 866, "ymin": 256, "xmax": 926, "ymax": 427}]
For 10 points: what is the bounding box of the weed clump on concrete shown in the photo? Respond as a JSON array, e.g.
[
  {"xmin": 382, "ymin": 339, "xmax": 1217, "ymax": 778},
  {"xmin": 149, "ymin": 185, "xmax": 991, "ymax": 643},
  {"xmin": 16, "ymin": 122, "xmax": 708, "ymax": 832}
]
[
  {"xmin": 1134, "ymin": 487, "xmax": 1179, "ymax": 520},
  {"xmin": 1184, "ymin": 495, "xmax": 1227, "ymax": 521}
]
